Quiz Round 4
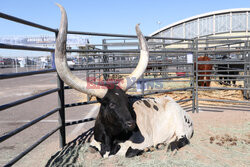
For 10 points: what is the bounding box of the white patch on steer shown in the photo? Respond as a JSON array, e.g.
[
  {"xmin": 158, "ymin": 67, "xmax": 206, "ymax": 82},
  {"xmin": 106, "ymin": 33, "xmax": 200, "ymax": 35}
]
[
  {"xmin": 115, "ymin": 93, "xmax": 119, "ymax": 96},
  {"xmin": 90, "ymin": 138, "xmax": 101, "ymax": 151},
  {"xmin": 103, "ymin": 152, "xmax": 110, "ymax": 158},
  {"xmin": 116, "ymin": 140, "xmax": 133, "ymax": 156},
  {"xmin": 131, "ymin": 96, "xmax": 193, "ymax": 149}
]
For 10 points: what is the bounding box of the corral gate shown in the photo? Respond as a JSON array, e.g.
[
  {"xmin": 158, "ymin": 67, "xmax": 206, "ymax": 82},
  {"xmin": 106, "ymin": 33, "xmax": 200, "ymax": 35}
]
[{"xmin": 193, "ymin": 36, "xmax": 250, "ymax": 112}]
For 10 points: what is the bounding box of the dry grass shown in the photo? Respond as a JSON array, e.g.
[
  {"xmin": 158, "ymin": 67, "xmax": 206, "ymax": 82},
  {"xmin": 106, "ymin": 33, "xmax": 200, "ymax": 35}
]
[{"xmin": 199, "ymin": 81, "xmax": 245, "ymax": 102}]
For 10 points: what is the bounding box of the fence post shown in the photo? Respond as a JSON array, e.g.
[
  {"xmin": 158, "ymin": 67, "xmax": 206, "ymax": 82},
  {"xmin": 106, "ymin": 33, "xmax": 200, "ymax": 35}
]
[
  {"xmin": 57, "ymin": 74, "xmax": 66, "ymax": 148},
  {"xmin": 191, "ymin": 40, "xmax": 196, "ymax": 113},
  {"xmin": 244, "ymin": 40, "xmax": 248, "ymax": 99},
  {"xmin": 245, "ymin": 39, "xmax": 250, "ymax": 99},
  {"xmin": 86, "ymin": 45, "xmax": 91, "ymax": 102},
  {"xmin": 102, "ymin": 39, "xmax": 109, "ymax": 80},
  {"xmin": 54, "ymin": 30, "xmax": 66, "ymax": 147},
  {"xmin": 194, "ymin": 38, "xmax": 199, "ymax": 113},
  {"xmin": 142, "ymin": 74, "xmax": 145, "ymax": 96}
]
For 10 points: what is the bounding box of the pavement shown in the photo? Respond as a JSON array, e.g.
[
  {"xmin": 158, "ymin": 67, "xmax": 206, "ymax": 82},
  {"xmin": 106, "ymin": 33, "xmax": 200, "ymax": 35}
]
[{"xmin": 0, "ymin": 69, "xmax": 99, "ymax": 167}]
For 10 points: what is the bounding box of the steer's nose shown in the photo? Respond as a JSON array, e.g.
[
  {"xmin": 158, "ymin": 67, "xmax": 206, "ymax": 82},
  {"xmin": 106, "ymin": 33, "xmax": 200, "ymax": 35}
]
[{"xmin": 125, "ymin": 121, "xmax": 136, "ymax": 130}]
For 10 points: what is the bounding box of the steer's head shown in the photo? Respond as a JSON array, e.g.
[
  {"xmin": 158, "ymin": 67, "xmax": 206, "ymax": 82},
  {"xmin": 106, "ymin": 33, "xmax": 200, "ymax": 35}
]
[
  {"xmin": 55, "ymin": 4, "xmax": 149, "ymax": 131},
  {"xmin": 97, "ymin": 87, "xmax": 136, "ymax": 131}
]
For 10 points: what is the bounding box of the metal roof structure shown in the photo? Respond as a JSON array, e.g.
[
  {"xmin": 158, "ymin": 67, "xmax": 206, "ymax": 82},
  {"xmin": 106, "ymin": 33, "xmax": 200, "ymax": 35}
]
[{"xmin": 150, "ymin": 8, "xmax": 250, "ymax": 39}]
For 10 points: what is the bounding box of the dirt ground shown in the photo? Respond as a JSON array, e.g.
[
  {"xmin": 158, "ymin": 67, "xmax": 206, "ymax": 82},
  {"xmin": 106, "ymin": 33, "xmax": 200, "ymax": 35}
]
[{"xmin": 45, "ymin": 105, "xmax": 250, "ymax": 167}]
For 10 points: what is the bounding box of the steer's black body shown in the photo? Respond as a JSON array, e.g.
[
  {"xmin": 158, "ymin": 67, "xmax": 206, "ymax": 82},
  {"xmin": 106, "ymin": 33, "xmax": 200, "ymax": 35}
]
[
  {"xmin": 217, "ymin": 56, "xmax": 244, "ymax": 86},
  {"xmin": 94, "ymin": 86, "xmax": 142, "ymax": 157}
]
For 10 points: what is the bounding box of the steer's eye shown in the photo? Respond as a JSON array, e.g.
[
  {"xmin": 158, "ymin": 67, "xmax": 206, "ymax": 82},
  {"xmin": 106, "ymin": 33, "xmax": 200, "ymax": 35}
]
[{"xmin": 109, "ymin": 103, "xmax": 116, "ymax": 109}]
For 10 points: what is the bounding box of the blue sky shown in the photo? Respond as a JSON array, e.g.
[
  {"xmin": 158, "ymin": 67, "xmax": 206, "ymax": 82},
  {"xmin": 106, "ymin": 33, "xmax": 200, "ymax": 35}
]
[
  {"xmin": 0, "ymin": 0, "xmax": 249, "ymax": 57},
  {"xmin": 1, "ymin": 0, "xmax": 250, "ymax": 36}
]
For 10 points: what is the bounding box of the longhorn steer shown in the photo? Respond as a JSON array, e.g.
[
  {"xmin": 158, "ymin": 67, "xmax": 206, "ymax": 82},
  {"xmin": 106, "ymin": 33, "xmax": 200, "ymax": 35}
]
[
  {"xmin": 90, "ymin": 95, "xmax": 194, "ymax": 157},
  {"xmin": 55, "ymin": 4, "xmax": 194, "ymax": 158}
]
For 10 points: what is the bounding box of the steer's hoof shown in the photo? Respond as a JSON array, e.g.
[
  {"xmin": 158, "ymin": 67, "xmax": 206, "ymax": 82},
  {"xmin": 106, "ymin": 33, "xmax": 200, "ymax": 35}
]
[
  {"xmin": 176, "ymin": 137, "xmax": 190, "ymax": 149},
  {"xmin": 156, "ymin": 143, "xmax": 166, "ymax": 150},
  {"xmin": 125, "ymin": 147, "xmax": 143, "ymax": 158}
]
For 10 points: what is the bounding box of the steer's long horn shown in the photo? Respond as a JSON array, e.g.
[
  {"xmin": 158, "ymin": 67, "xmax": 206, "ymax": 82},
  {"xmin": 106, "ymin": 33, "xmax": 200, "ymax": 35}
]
[
  {"xmin": 55, "ymin": 4, "xmax": 108, "ymax": 98},
  {"xmin": 118, "ymin": 24, "xmax": 149, "ymax": 91}
]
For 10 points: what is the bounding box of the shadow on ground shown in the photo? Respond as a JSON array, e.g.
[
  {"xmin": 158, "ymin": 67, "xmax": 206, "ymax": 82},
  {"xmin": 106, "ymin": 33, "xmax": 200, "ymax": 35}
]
[{"xmin": 45, "ymin": 128, "xmax": 94, "ymax": 167}]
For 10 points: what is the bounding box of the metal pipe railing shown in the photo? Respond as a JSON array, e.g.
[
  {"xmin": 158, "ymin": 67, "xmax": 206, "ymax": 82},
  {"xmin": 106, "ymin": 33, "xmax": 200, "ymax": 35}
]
[
  {"xmin": 137, "ymin": 87, "xmax": 194, "ymax": 96},
  {"xmin": 199, "ymin": 105, "xmax": 250, "ymax": 112},
  {"xmin": 199, "ymin": 35, "xmax": 250, "ymax": 39},
  {"xmin": 0, "ymin": 12, "xmax": 57, "ymax": 32},
  {"xmin": 197, "ymin": 74, "xmax": 250, "ymax": 78},
  {"xmin": 66, "ymin": 118, "xmax": 95, "ymax": 126},
  {"xmin": 198, "ymin": 86, "xmax": 250, "ymax": 91},
  {"xmin": 199, "ymin": 103, "xmax": 250, "ymax": 109},
  {"xmin": 68, "ymin": 30, "xmax": 193, "ymax": 41},
  {"xmin": 0, "ymin": 108, "xmax": 59, "ymax": 143},
  {"xmin": 0, "ymin": 88, "xmax": 59, "ymax": 111},
  {"xmin": 196, "ymin": 61, "xmax": 248, "ymax": 65},
  {"xmin": 0, "ymin": 43, "xmax": 54, "ymax": 52},
  {"xmin": 71, "ymin": 63, "xmax": 193, "ymax": 71},
  {"xmin": 199, "ymin": 98, "xmax": 250, "ymax": 104},
  {"xmin": 68, "ymin": 48, "xmax": 194, "ymax": 53},
  {"xmin": 0, "ymin": 69, "xmax": 56, "ymax": 80},
  {"xmin": 198, "ymin": 48, "xmax": 250, "ymax": 53},
  {"xmin": 198, "ymin": 79, "xmax": 244, "ymax": 82},
  {"xmin": 65, "ymin": 100, "xmax": 97, "ymax": 108},
  {"xmin": 4, "ymin": 126, "xmax": 60, "ymax": 167}
]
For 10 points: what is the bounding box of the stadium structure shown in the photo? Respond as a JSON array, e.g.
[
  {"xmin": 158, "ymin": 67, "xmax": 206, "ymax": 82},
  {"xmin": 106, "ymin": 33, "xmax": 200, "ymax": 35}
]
[{"xmin": 150, "ymin": 8, "xmax": 250, "ymax": 41}]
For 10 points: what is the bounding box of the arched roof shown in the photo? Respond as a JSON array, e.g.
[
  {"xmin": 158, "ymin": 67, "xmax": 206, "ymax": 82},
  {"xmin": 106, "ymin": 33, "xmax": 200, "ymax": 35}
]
[{"xmin": 150, "ymin": 8, "xmax": 250, "ymax": 39}]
